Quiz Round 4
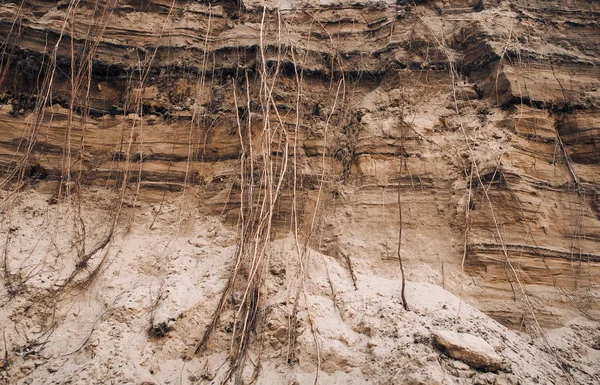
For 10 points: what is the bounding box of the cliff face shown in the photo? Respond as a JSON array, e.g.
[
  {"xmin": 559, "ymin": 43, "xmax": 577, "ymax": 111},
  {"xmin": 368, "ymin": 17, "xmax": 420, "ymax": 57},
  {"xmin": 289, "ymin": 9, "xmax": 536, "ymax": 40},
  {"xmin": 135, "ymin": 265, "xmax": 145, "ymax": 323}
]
[{"xmin": 0, "ymin": 0, "xmax": 600, "ymax": 384}]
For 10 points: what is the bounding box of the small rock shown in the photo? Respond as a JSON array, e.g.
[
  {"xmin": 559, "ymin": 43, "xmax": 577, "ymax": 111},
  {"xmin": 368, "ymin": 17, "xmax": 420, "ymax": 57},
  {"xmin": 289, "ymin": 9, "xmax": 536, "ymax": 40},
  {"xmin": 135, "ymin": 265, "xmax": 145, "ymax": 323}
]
[
  {"xmin": 434, "ymin": 330, "xmax": 504, "ymax": 371},
  {"xmin": 20, "ymin": 362, "xmax": 35, "ymax": 375},
  {"xmin": 32, "ymin": 360, "xmax": 45, "ymax": 368}
]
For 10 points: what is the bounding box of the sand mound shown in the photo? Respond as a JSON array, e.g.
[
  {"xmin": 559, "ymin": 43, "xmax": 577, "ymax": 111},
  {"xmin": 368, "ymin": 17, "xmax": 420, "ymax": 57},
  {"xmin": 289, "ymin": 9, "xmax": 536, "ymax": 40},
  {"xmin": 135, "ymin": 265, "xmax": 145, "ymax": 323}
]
[{"xmin": 0, "ymin": 191, "xmax": 598, "ymax": 384}]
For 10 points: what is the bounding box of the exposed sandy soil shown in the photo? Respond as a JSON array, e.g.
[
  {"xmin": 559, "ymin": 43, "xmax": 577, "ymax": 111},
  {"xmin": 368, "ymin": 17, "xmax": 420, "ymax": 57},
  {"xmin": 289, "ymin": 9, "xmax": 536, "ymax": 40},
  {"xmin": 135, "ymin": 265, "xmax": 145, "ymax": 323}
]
[
  {"xmin": 0, "ymin": 1, "xmax": 599, "ymax": 384},
  {"xmin": 0, "ymin": 189, "xmax": 599, "ymax": 385}
]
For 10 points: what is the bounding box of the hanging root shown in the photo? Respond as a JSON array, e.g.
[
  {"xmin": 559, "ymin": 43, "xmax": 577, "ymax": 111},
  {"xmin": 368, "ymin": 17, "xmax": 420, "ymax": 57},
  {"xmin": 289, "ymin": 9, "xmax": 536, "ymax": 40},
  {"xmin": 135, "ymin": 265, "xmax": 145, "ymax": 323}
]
[
  {"xmin": 396, "ymin": 158, "xmax": 409, "ymax": 312},
  {"xmin": 193, "ymin": 7, "xmax": 291, "ymax": 382},
  {"xmin": 342, "ymin": 251, "xmax": 358, "ymax": 290}
]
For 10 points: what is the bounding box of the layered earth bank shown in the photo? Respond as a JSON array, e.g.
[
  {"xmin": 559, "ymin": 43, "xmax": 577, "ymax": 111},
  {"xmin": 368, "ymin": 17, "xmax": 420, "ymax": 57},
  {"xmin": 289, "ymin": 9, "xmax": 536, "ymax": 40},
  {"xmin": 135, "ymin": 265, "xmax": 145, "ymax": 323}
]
[{"xmin": 0, "ymin": 0, "xmax": 599, "ymax": 384}]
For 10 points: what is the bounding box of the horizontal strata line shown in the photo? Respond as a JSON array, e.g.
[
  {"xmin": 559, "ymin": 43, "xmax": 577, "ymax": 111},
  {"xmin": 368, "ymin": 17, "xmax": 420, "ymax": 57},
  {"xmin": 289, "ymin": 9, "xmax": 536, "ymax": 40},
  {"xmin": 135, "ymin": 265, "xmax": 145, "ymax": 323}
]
[
  {"xmin": 470, "ymin": 242, "xmax": 600, "ymax": 263},
  {"xmin": 501, "ymin": 171, "xmax": 599, "ymax": 193},
  {"xmin": 4, "ymin": 46, "xmax": 453, "ymax": 73}
]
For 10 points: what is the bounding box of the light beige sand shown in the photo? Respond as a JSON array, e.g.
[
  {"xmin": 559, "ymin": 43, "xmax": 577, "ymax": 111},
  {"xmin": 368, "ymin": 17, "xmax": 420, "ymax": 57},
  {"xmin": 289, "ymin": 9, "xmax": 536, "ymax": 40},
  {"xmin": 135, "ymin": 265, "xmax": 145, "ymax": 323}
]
[{"xmin": 0, "ymin": 190, "xmax": 598, "ymax": 384}]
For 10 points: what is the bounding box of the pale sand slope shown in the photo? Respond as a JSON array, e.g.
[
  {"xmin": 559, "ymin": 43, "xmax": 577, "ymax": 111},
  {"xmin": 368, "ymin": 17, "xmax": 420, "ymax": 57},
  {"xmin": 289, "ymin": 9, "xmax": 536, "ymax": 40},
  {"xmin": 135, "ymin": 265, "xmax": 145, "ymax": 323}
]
[{"xmin": 0, "ymin": 190, "xmax": 598, "ymax": 385}]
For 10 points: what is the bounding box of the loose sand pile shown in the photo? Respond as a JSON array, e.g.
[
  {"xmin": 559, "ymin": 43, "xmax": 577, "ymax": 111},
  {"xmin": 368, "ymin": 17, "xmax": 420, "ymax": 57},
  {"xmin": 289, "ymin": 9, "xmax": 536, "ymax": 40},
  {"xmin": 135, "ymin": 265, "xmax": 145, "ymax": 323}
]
[{"xmin": 0, "ymin": 190, "xmax": 598, "ymax": 385}]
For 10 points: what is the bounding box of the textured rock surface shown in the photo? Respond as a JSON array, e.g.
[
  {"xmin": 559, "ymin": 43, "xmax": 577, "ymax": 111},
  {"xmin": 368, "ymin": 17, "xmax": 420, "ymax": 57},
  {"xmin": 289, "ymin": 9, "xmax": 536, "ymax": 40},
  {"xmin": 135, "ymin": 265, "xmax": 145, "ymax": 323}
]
[
  {"xmin": 434, "ymin": 330, "xmax": 504, "ymax": 371},
  {"xmin": 0, "ymin": 0, "xmax": 599, "ymax": 384}
]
